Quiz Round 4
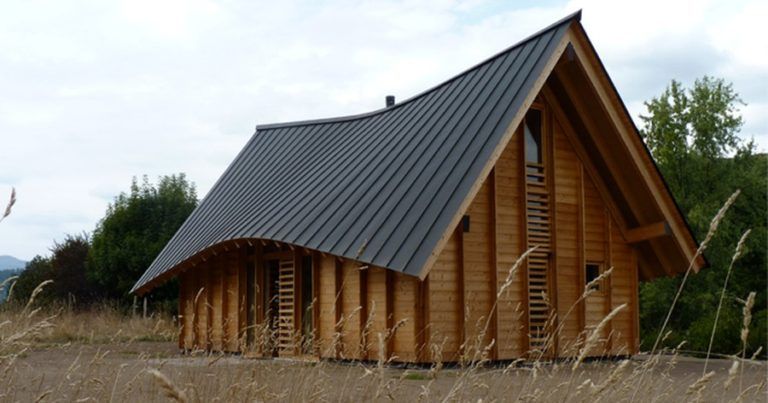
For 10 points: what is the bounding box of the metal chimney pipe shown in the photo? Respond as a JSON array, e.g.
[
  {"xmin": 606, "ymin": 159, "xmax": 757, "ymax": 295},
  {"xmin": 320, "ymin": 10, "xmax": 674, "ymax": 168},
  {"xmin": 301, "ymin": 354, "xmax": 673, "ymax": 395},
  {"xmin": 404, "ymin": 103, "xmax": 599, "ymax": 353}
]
[{"xmin": 385, "ymin": 95, "xmax": 395, "ymax": 107}]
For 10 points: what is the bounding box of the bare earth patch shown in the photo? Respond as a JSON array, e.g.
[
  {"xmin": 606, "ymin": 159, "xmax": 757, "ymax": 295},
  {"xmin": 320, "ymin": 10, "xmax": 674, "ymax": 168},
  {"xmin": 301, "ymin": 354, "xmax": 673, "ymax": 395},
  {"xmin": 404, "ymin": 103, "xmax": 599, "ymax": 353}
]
[{"xmin": 3, "ymin": 341, "xmax": 765, "ymax": 402}]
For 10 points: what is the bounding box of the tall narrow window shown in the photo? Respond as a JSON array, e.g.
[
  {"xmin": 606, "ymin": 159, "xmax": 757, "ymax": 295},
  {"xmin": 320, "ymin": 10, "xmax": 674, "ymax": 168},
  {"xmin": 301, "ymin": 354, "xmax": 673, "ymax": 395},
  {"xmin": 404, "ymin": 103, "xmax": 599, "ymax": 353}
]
[{"xmin": 524, "ymin": 109, "xmax": 542, "ymax": 163}]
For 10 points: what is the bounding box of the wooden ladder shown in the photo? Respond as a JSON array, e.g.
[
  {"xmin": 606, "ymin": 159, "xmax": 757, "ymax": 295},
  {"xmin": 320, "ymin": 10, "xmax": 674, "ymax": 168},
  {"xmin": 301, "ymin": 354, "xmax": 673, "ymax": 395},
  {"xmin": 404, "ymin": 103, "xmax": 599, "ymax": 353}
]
[
  {"xmin": 525, "ymin": 162, "xmax": 552, "ymax": 355},
  {"xmin": 277, "ymin": 259, "xmax": 295, "ymax": 356}
]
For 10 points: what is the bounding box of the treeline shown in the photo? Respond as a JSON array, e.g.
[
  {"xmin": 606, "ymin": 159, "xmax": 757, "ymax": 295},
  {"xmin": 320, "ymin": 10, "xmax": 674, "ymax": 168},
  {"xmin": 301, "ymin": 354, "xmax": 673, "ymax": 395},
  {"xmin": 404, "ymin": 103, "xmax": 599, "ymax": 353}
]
[
  {"xmin": 639, "ymin": 77, "xmax": 766, "ymax": 357},
  {"xmin": 6, "ymin": 174, "xmax": 197, "ymax": 311}
]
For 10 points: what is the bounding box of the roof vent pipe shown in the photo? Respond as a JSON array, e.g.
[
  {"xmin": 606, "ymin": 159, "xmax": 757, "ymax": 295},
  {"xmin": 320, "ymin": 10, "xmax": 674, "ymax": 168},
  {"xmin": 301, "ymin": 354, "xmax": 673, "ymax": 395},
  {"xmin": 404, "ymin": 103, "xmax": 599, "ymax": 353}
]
[{"xmin": 385, "ymin": 95, "xmax": 395, "ymax": 107}]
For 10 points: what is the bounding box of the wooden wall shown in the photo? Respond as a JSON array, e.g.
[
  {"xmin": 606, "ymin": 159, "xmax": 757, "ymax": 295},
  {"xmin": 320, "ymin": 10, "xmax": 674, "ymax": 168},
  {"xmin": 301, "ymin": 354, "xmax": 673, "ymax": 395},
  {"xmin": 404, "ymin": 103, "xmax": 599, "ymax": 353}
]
[
  {"xmin": 178, "ymin": 248, "xmax": 247, "ymax": 353},
  {"xmin": 314, "ymin": 255, "xmax": 421, "ymax": 362}
]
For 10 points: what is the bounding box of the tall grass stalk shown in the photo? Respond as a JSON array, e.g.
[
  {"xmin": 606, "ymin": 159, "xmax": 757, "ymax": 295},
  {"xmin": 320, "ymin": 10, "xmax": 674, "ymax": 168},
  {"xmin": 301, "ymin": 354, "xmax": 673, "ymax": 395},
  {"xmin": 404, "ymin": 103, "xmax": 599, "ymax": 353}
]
[
  {"xmin": 631, "ymin": 190, "xmax": 740, "ymax": 402},
  {"xmin": 703, "ymin": 229, "xmax": 751, "ymax": 375}
]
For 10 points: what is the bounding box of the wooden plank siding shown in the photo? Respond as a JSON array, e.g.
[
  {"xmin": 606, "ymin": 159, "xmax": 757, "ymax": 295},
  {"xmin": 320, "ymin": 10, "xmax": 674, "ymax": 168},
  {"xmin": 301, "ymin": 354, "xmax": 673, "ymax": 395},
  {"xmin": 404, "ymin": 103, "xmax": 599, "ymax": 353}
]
[{"xmin": 426, "ymin": 230, "xmax": 462, "ymax": 362}]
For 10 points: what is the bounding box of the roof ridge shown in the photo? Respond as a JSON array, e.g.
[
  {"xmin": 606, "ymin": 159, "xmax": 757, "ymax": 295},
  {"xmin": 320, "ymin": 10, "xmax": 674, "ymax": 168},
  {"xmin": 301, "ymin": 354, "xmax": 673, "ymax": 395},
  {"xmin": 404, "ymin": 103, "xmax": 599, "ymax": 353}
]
[{"xmin": 255, "ymin": 10, "xmax": 581, "ymax": 131}]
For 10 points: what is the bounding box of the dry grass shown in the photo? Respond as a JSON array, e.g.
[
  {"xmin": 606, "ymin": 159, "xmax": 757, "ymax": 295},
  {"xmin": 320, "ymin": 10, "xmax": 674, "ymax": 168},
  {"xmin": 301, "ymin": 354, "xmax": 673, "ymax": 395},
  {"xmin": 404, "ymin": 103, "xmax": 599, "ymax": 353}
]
[{"xmin": 0, "ymin": 192, "xmax": 765, "ymax": 402}]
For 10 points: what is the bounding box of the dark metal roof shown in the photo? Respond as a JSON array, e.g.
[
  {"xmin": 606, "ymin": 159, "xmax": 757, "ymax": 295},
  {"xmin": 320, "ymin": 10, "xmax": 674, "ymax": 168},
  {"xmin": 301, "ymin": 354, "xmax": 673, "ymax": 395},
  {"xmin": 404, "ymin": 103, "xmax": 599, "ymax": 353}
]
[{"xmin": 132, "ymin": 11, "xmax": 579, "ymax": 293}]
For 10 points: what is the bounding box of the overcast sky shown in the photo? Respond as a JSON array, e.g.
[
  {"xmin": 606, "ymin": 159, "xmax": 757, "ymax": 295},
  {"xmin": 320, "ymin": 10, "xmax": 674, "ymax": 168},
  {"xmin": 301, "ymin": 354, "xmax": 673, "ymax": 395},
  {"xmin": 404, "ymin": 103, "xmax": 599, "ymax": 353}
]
[{"xmin": 0, "ymin": 0, "xmax": 765, "ymax": 261}]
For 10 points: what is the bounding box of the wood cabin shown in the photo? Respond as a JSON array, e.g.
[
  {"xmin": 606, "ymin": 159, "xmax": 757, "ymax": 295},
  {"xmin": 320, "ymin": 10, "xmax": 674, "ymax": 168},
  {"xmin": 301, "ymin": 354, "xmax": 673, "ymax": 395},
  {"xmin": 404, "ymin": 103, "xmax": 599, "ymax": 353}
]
[{"xmin": 132, "ymin": 11, "xmax": 704, "ymax": 363}]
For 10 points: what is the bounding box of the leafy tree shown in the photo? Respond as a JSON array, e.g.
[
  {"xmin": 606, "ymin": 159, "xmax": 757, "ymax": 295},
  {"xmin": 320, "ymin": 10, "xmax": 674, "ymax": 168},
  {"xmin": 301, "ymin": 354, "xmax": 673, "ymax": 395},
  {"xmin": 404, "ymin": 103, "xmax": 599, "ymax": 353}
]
[
  {"xmin": 8, "ymin": 256, "xmax": 54, "ymax": 305},
  {"xmin": 49, "ymin": 233, "xmax": 92, "ymax": 304},
  {"xmin": 639, "ymin": 77, "xmax": 766, "ymax": 356},
  {"xmin": 8, "ymin": 234, "xmax": 91, "ymax": 306},
  {"xmin": 88, "ymin": 174, "xmax": 197, "ymax": 305}
]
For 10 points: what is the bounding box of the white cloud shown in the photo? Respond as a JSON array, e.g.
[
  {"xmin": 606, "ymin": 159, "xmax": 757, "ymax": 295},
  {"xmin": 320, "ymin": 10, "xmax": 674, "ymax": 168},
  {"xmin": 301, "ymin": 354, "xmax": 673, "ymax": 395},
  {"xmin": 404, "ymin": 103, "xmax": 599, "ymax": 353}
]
[{"xmin": 0, "ymin": 0, "xmax": 764, "ymax": 260}]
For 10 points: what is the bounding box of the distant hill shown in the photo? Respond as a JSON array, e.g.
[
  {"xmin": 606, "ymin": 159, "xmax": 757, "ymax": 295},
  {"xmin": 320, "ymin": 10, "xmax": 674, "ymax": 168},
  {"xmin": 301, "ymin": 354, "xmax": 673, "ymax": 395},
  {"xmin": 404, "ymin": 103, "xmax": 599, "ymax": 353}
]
[{"xmin": 0, "ymin": 255, "xmax": 26, "ymax": 271}]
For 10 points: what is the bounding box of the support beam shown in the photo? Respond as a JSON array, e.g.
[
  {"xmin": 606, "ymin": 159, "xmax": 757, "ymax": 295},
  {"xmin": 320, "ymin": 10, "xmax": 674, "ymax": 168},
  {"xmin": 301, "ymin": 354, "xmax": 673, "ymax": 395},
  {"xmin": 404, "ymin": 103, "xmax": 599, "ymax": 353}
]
[
  {"xmin": 416, "ymin": 275, "xmax": 429, "ymax": 362},
  {"xmin": 456, "ymin": 226, "xmax": 466, "ymax": 358},
  {"xmin": 625, "ymin": 221, "xmax": 670, "ymax": 244},
  {"xmin": 334, "ymin": 259, "xmax": 343, "ymax": 358},
  {"xmin": 385, "ymin": 270, "xmax": 395, "ymax": 359},
  {"xmin": 488, "ymin": 168, "xmax": 499, "ymax": 360},
  {"xmin": 604, "ymin": 210, "xmax": 614, "ymax": 354},
  {"xmin": 359, "ymin": 266, "xmax": 368, "ymax": 360}
]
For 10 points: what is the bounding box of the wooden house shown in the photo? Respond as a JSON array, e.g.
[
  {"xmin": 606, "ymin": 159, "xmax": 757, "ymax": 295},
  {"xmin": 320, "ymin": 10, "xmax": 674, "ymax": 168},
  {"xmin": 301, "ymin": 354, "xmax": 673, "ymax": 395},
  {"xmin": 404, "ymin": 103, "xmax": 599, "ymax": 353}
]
[{"xmin": 132, "ymin": 11, "xmax": 704, "ymax": 363}]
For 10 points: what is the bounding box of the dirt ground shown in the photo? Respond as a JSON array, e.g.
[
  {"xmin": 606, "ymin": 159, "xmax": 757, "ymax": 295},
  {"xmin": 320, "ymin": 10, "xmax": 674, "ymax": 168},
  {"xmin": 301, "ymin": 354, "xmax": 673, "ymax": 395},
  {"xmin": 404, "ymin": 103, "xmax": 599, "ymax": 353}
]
[{"xmin": 3, "ymin": 341, "xmax": 766, "ymax": 402}]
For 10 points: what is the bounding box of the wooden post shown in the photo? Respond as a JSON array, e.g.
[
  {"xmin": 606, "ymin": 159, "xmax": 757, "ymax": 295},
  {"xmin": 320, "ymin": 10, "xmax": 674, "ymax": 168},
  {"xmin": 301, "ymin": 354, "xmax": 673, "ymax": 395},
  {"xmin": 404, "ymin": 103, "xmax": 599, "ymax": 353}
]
[
  {"xmin": 577, "ymin": 165, "xmax": 586, "ymax": 334},
  {"xmin": 605, "ymin": 211, "xmax": 614, "ymax": 354},
  {"xmin": 359, "ymin": 266, "xmax": 368, "ymax": 360},
  {"xmin": 385, "ymin": 270, "xmax": 394, "ymax": 360},
  {"xmin": 489, "ymin": 168, "xmax": 499, "ymax": 360},
  {"xmin": 416, "ymin": 274, "xmax": 429, "ymax": 362},
  {"xmin": 456, "ymin": 226, "xmax": 466, "ymax": 357},
  {"xmin": 312, "ymin": 252, "xmax": 321, "ymax": 355},
  {"xmin": 334, "ymin": 259, "xmax": 343, "ymax": 358},
  {"xmin": 546, "ymin": 105, "xmax": 559, "ymax": 357}
]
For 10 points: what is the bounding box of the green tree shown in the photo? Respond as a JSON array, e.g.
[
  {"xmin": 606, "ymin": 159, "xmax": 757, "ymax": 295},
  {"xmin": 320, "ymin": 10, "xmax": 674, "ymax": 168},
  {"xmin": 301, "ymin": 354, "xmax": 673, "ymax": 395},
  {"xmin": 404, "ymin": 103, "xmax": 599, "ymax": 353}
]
[
  {"xmin": 8, "ymin": 256, "xmax": 54, "ymax": 305},
  {"xmin": 8, "ymin": 233, "xmax": 91, "ymax": 306},
  {"xmin": 88, "ymin": 174, "xmax": 197, "ymax": 305},
  {"xmin": 49, "ymin": 233, "xmax": 92, "ymax": 305},
  {"xmin": 639, "ymin": 77, "xmax": 766, "ymax": 356}
]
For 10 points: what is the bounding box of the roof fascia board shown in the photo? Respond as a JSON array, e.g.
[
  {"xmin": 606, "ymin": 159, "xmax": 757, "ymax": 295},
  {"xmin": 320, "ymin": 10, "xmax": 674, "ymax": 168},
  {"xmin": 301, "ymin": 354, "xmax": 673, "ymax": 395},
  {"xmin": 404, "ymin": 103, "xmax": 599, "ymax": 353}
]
[{"xmin": 565, "ymin": 23, "xmax": 703, "ymax": 272}]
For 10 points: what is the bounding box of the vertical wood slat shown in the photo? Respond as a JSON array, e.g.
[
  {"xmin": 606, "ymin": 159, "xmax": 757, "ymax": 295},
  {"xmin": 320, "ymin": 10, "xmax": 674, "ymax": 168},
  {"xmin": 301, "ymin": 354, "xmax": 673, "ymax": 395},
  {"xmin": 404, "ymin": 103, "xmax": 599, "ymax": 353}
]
[
  {"xmin": 238, "ymin": 248, "xmax": 247, "ymax": 351},
  {"xmin": 178, "ymin": 272, "xmax": 186, "ymax": 350},
  {"xmin": 222, "ymin": 255, "xmax": 230, "ymax": 352},
  {"xmin": 456, "ymin": 226, "xmax": 466, "ymax": 358},
  {"xmin": 604, "ymin": 211, "xmax": 614, "ymax": 353},
  {"xmin": 193, "ymin": 267, "xmax": 204, "ymax": 350},
  {"xmin": 206, "ymin": 263, "xmax": 214, "ymax": 350},
  {"xmin": 577, "ymin": 165, "xmax": 586, "ymax": 334},
  {"xmin": 631, "ymin": 249, "xmax": 640, "ymax": 354},
  {"xmin": 294, "ymin": 252, "xmax": 302, "ymax": 356},
  {"xmin": 488, "ymin": 168, "xmax": 499, "ymax": 360},
  {"xmin": 416, "ymin": 274, "xmax": 430, "ymax": 362},
  {"xmin": 359, "ymin": 267, "xmax": 369, "ymax": 360},
  {"xmin": 313, "ymin": 253, "xmax": 321, "ymax": 354},
  {"xmin": 385, "ymin": 270, "xmax": 394, "ymax": 360},
  {"xmin": 546, "ymin": 106, "xmax": 559, "ymax": 356},
  {"xmin": 257, "ymin": 244, "xmax": 265, "ymax": 329},
  {"xmin": 213, "ymin": 258, "xmax": 225, "ymax": 351},
  {"xmin": 334, "ymin": 259, "xmax": 343, "ymax": 359}
]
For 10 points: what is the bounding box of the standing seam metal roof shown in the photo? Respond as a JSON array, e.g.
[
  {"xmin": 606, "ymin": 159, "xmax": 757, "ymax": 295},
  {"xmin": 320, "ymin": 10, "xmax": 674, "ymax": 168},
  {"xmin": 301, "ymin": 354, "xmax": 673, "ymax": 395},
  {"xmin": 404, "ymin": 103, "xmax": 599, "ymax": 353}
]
[{"xmin": 132, "ymin": 11, "xmax": 579, "ymax": 293}]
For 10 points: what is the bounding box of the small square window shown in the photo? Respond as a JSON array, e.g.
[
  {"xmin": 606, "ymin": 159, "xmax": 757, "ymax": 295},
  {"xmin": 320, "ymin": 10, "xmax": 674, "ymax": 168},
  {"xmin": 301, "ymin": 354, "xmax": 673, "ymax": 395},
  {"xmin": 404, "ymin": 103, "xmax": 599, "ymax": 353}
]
[{"xmin": 586, "ymin": 263, "xmax": 601, "ymax": 291}]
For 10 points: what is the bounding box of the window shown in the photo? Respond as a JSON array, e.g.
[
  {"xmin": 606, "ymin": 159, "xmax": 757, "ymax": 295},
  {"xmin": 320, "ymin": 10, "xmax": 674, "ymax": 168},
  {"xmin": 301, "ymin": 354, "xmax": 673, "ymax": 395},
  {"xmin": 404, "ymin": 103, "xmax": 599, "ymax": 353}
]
[
  {"xmin": 585, "ymin": 263, "xmax": 601, "ymax": 291},
  {"xmin": 524, "ymin": 109, "xmax": 542, "ymax": 163}
]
